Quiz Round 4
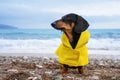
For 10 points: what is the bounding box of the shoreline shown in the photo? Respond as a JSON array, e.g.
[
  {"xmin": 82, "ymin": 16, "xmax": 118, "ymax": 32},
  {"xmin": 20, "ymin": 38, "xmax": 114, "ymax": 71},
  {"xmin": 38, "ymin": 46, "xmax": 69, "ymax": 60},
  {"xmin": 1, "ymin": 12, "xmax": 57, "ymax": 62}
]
[{"xmin": 0, "ymin": 50, "xmax": 120, "ymax": 59}]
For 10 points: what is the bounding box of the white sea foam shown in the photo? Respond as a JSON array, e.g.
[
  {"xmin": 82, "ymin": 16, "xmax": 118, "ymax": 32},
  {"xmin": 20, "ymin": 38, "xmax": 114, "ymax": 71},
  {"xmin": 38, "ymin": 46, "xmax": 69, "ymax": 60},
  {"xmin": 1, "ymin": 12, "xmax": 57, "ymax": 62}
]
[
  {"xmin": 0, "ymin": 38, "xmax": 120, "ymax": 54},
  {"xmin": 87, "ymin": 38, "xmax": 120, "ymax": 50},
  {"xmin": 0, "ymin": 38, "xmax": 60, "ymax": 53}
]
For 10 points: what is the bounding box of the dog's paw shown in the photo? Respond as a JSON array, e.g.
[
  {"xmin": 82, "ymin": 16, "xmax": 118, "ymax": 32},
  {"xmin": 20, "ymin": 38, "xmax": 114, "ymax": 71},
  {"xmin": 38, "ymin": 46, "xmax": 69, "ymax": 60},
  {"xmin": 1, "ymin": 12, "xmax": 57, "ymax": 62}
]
[{"xmin": 60, "ymin": 65, "xmax": 68, "ymax": 74}]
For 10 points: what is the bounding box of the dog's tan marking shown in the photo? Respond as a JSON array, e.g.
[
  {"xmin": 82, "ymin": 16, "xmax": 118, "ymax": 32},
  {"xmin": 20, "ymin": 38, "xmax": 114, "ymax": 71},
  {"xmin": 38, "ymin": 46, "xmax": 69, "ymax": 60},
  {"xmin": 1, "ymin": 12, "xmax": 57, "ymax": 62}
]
[{"xmin": 56, "ymin": 21, "xmax": 75, "ymax": 42}]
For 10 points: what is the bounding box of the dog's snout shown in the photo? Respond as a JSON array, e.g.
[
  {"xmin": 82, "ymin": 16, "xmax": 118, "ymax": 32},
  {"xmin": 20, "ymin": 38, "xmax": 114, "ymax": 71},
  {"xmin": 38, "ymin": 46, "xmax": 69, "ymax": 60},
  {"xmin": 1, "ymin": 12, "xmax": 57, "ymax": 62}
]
[
  {"xmin": 51, "ymin": 20, "xmax": 65, "ymax": 30},
  {"xmin": 51, "ymin": 21, "xmax": 62, "ymax": 30},
  {"xmin": 51, "ymin": 22, "xmax": 56, "ymax": 27}
]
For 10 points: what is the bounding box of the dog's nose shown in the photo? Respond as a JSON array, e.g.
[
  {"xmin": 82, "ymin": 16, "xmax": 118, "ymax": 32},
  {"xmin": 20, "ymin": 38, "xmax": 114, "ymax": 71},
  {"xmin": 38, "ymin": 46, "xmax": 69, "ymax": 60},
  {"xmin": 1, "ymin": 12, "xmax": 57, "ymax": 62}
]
[{"xmin": 51, "ymin": 22, "xmax": 56, "ymax": 27}]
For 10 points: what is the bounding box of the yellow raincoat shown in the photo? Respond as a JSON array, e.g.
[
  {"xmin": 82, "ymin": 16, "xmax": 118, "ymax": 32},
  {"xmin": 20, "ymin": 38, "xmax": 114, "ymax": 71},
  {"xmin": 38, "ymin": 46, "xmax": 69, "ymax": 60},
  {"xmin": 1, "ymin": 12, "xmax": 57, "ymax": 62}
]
[{"xmin": 55, "ymin": 30, "xmax": 90, "ymax": 66}]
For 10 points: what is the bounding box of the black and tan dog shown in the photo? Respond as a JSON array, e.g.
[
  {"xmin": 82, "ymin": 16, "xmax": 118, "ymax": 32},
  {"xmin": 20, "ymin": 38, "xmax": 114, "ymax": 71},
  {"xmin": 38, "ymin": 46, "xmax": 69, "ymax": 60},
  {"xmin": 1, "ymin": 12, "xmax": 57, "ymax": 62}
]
[{"xmin": 51, "ymin": 13, "xmax": 90, "ymax": 74}]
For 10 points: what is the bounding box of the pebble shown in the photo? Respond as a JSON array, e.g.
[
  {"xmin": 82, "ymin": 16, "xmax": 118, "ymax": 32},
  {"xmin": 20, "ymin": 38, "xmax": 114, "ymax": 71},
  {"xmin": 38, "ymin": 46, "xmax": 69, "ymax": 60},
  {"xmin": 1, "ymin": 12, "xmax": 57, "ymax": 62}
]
[
  {"xmin": 33, "ymin": 77, "xmax": 39, "ymax": 80},
  {"xmin": 27, "ymin": 77, "xmax": 34, "ymax": 80},
  {"xmin": 23, "ymin": 56, "xmax": 29, "ymax": 60},
  {"xmin": 67, "ymin": 76, "xmax": 74, "ymax": 79},
  {"xmin": 30, "ymin": 71, "xmax": 35, "ymax": 75},
  {"xmin": 43, "ymin": 57, "xmax": 50, "ymax": 60},
  {"xmin": 45, "ymin": 71, "xmax": 52, "ymax": 75},
  {"xmin": 54, "ymin": 75, "xmax": 63, "ymax": 80},
  {"xmin": 49, "ymin": 60, "xmax": 54, "ymax": 63},
  {"xmin": 36, "ymin": 65, "xmax": 43, "ymax": 69},
  {"xmin": 99, "ymin": 61, "xmax": 104, "ymax": 66},
  {"xmin": 111, "ymin": 76, "xmax": 117, "ymax": 80},
  {"xmin": 7, "ymin": 69, "xmax": 18, "ymax": 73},
  {"xmin": 27, "ymin": 77, "xmax": 39, "ymax": 80},
  {"xmin": 92, "ymin": 75, "xmax": 99, "ymax": 80},
  {"xmin": 94, "ymin": 72, "xmax": 101, "ymax": 75}
]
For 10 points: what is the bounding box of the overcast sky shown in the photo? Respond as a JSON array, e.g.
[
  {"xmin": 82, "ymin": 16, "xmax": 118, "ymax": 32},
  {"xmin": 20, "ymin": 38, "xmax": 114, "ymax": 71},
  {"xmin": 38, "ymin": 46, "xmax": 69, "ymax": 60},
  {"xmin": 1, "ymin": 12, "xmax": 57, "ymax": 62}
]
[{"xmin": 0, "ymin": 0, "xmax": 120, "ymax": 29}]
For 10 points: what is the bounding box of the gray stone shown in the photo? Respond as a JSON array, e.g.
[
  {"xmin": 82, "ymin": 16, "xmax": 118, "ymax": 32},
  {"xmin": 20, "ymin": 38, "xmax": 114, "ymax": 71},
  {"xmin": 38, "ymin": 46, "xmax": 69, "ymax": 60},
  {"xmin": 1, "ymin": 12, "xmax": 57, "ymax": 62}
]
[
  {"xmin": 92, "ymin": 75, "xmax": 99, "ymax": 80},
  {"xmin": 33, "ymin": 77, "xmax": 39, "ymax": 80},
  {"xmin": 36, "ymin": 65, "xmax": 43, "ymax": 69},
  {"xmin": 7, "ymin": 69, "xmax": 18, "ymax": 73}
]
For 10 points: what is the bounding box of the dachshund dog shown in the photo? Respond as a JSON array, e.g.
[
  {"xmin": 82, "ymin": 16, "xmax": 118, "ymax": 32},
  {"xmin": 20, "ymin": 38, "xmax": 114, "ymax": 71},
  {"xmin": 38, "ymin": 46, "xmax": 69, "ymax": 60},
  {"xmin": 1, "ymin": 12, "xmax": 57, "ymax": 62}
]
[{"xmin": 51, "ymin": 13, "xmax": 90, "ymax": 74}]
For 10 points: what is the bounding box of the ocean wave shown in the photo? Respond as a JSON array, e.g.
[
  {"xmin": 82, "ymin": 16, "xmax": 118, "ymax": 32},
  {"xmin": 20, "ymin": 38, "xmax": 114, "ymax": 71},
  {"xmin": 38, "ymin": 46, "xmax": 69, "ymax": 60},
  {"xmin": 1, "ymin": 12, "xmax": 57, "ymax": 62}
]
[
  {"xmin": 88, "ymin": 38, "xmax": 120, "ymax": 50},
  {"xmin": 0, "ymin": 38, "xmax": 120, "ymax": 53}
]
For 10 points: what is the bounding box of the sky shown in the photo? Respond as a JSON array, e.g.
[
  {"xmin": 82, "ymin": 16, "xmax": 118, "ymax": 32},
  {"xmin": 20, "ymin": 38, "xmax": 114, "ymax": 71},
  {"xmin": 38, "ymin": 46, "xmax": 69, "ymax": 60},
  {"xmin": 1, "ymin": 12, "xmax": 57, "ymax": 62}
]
[{"xmin": 0, "ymin": 0, "xmax": 120, "ymax": 29}]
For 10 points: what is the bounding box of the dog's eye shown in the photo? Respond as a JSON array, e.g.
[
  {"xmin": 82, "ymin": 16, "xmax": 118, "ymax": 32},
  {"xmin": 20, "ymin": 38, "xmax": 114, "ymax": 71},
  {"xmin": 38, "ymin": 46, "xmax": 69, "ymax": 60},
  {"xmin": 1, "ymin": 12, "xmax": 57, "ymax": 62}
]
[{"xmin": 61, "ymin": 19, "xmax": 66, "ymax": 22}]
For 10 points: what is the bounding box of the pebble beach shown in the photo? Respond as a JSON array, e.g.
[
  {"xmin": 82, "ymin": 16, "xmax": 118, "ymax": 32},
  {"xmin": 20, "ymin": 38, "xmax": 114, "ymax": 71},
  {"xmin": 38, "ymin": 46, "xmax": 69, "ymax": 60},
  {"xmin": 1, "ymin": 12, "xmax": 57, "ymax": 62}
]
[{"xmin": 0, "ymin": 54, "xmax": 120, "ymax": 80}]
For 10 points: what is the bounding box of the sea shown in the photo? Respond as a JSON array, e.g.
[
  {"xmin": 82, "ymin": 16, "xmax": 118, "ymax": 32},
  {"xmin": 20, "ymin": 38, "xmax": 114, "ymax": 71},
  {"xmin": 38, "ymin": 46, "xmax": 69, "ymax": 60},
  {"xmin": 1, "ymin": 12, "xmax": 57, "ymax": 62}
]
[{"xmin": 0, "ymin": 29, "xmax": 120, "ymax": 55}]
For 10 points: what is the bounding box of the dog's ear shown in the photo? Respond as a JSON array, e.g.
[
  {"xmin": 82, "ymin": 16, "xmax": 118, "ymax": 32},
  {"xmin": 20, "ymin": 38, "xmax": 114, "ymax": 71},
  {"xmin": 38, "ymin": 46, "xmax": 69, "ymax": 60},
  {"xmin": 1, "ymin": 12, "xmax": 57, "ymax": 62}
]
[{"xmin": 74, "ymin": 15, "xmax": 89, "ymax": 33}]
